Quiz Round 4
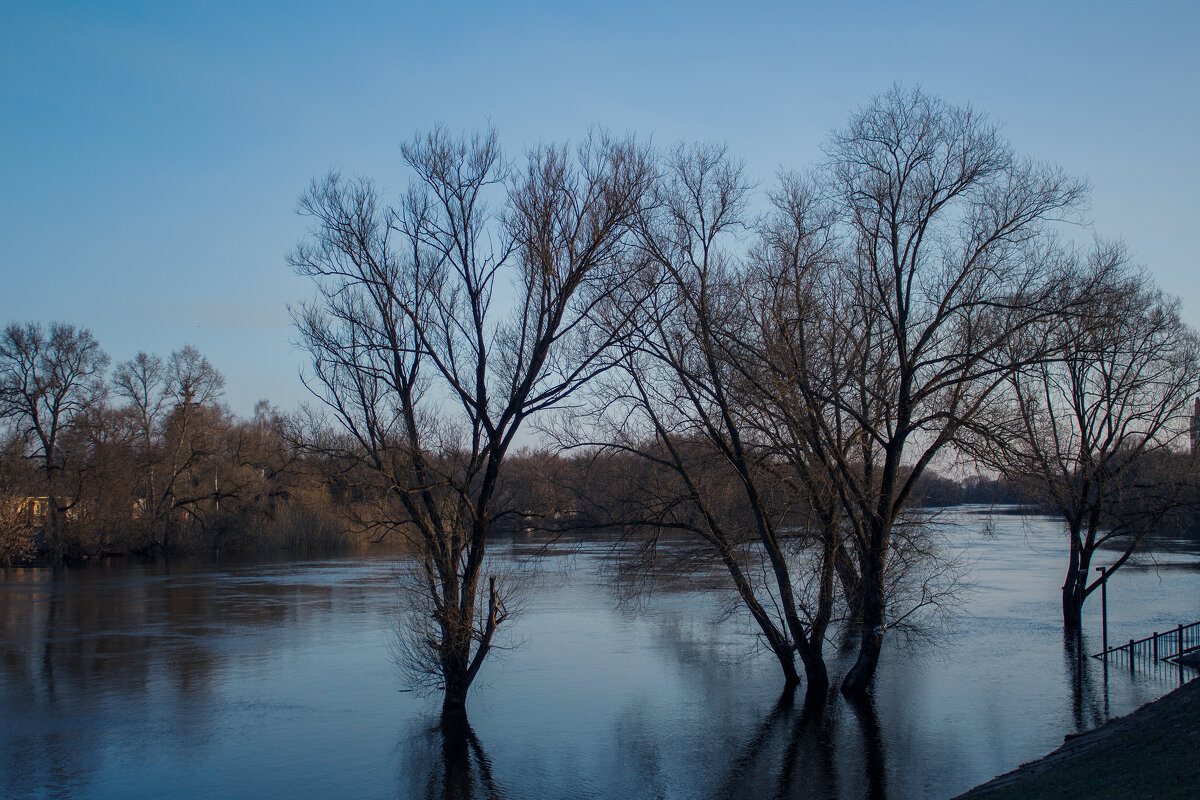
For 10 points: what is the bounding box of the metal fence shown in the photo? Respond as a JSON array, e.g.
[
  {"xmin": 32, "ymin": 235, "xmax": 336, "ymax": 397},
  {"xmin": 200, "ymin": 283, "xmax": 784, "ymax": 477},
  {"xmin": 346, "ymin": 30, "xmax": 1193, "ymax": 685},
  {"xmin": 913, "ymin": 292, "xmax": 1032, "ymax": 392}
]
[{"xmin": 1093, "ymin": 620, "xmax": 1200, "ymax": 672}]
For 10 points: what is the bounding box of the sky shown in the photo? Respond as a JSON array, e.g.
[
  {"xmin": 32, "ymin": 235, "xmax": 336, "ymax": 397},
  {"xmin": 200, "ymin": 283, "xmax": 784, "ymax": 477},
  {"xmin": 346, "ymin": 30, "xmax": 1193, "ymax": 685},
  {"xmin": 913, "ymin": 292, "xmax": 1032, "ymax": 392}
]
[{"xmin": 2, "ymin": 0, "xmax": 1198, "ymax": 417}]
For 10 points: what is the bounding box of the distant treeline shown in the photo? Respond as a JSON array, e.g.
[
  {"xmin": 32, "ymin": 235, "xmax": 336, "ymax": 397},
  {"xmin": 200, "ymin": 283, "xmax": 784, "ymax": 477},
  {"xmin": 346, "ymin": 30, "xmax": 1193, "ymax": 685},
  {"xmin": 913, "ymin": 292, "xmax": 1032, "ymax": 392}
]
[
  {"xmin": 0, "ymin": 324, "xmax": 1031, "ymax": 566},
  {"xmin": 0, "ymin": 329, "xmax": 362, "ymax": 564},
  {"xmin": 3, "ymin": 322, "xmax": 1199, "ymax": 569}
]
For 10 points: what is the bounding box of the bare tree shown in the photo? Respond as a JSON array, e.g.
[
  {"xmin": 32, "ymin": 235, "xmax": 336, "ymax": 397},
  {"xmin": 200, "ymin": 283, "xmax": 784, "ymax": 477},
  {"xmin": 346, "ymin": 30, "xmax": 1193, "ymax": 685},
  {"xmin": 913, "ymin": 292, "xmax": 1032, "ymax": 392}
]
[
  {"xmin": 111, "ymin": 345, "xmax": 226, "ymax": 551},
  {"xmin": 577, "ymin": 143, "xmax": 842, "ymax": 697},
  {"xmin": 0, "ymin": 322, "xmax": 109, "ymax": 554},
  {"xmin": 0, "ymin": 428, "xmax": 37, "ymax": 562},
  {"xmin": 966, "ymin": 243, "xmax": 1200, "ymax": 627},
  {"xmin": 778, "ymin": 87, "xmax": 1087, "ymax": 692},
  {"xmin": 291, "ymin": 127, "xmax": 651, "ymax": 712},
  {"xmin": 113, "ymin": 351, "xmax": 168, "ymax": 546}
]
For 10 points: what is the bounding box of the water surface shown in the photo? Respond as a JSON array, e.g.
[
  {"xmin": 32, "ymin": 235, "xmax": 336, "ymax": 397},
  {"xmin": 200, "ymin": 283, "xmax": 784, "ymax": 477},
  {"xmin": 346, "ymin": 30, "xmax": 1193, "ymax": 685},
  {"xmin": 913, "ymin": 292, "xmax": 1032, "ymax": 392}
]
[{"xmin": 2, "ymin": 510, "xmax": 1197, "ymax": 799}]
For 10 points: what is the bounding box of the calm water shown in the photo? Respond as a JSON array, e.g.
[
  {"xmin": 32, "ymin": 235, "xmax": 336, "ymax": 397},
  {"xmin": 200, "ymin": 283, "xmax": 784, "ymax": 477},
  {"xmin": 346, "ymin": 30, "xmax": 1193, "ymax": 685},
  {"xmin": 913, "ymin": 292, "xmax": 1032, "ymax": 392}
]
[{"xmin": 2, "ymin": 510, "xmax": 1198, "ymax": 799}]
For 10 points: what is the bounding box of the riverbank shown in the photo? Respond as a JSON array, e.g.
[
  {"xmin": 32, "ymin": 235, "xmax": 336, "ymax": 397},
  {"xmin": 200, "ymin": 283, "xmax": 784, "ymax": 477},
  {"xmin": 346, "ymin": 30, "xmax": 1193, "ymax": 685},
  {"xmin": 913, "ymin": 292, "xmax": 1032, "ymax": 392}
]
[{"xmin": 955, "ymin": 675, "xmax": 1199, "ymax": 799}]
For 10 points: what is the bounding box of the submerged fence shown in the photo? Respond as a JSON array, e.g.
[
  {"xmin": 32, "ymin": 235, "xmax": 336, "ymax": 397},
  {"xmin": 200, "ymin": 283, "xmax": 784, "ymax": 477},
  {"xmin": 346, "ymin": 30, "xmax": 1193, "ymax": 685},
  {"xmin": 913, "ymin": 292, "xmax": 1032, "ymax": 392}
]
[{"xmin": 1093, "ymin": 620, "xmax": 1200, "ymax": 674}]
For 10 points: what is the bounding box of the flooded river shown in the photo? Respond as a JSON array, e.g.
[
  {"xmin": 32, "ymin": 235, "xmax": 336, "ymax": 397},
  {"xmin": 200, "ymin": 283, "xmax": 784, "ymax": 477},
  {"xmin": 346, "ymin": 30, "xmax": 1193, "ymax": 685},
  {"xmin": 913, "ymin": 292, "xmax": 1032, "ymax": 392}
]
[{"xmin": 2, "ymin": 510, "xmax": 1198, "ymax": 799}]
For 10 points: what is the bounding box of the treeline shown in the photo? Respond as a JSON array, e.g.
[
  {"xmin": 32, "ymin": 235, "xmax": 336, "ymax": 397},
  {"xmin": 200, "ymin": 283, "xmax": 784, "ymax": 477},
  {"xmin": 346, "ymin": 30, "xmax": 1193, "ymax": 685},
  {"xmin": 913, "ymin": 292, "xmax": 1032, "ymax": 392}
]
[
  {"xmin": 0, "ymin": 337, "xmax": 1023, "ymax": 567},
  {"xmin": 0, "ymin": 330, "xmax": 362, "ymax": 563}
]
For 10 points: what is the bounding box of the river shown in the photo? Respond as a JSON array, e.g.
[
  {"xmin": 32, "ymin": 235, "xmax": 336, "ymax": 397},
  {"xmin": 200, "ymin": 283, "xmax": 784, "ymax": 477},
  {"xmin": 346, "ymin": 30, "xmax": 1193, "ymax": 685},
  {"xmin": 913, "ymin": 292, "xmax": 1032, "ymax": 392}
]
[{"xmin": 2, "ymin": 509, "xmax": 1198, "ymax": 799}]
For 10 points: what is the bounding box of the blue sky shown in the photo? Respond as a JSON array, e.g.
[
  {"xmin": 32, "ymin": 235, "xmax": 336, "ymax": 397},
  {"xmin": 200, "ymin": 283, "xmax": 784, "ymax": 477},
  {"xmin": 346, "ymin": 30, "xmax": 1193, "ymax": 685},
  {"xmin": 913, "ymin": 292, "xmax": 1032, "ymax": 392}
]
[{"xmin": 2, "ymin": 1, "xmax": 1197, "ymax": 415}]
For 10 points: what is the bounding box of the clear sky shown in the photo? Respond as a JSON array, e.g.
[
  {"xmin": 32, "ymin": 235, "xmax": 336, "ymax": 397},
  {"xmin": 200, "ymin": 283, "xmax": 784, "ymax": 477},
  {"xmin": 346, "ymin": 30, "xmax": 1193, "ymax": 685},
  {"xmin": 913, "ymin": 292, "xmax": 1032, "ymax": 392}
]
[{"xmin": 2, "ymin": 0, "xmax": 1197, "ymax": 416}]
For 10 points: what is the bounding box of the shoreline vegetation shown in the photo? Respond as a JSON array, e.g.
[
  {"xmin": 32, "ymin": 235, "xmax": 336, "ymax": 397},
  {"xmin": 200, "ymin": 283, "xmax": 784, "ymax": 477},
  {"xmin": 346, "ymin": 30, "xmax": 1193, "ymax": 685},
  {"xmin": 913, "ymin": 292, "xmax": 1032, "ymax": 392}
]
[
  {"xmin": 0, "ymin": 432, "xmax": 1083, "ymax": 569},
  {"xmin": 0, "ymin": 453, "xmax": 1022, "ymax": 566},
  {"xmin": 956, "ymin": 676, "xmax": 1200, "ymax": 799}
]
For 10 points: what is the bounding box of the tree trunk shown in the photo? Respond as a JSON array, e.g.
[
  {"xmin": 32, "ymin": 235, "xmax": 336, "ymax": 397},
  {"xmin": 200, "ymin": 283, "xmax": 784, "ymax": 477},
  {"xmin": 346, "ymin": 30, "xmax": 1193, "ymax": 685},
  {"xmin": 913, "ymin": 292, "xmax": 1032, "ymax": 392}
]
[
  {"xmin": 841, "ymin": 624, "xmax": 884, "ymax": 695},
  {"xmin": 1062, "ymin": 532, "xmax": 1087, "ymax": 629},
  {"xmin": 841, "ymin": 555, "xmax": 885, "ymax": 694},
  {"xmin": 834, "ymin": 543, "xmax": 863, "ymax": 624},
  {"xmin": 799, "ymin": 515, "xmax": 839, "ymax": 700},
  {"xmin": 45, "ymin": 497, "xmax": 62, "ymax": 559},
  {"xmin": 1062, "ymin": 573, "xmax": 1083, "ymax": 629},
  {"xmin": 442, "ymin": 654, "xmax": 471, "ymax": 713},
  {"xmin": 775, "ymin": 645, "xmax": 801, "ymax": 689},
  {"xmin": 798, "ymin": 646, "xmax": 829, "ymax": 700}
]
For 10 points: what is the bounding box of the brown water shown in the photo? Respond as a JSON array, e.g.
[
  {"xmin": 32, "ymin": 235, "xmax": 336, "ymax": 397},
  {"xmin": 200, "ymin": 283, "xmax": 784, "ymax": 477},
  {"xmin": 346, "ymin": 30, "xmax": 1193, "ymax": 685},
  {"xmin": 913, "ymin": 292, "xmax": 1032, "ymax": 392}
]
[{"xmin": 2, "ymin": 509, "xmax": 1197, "ymax": 799}]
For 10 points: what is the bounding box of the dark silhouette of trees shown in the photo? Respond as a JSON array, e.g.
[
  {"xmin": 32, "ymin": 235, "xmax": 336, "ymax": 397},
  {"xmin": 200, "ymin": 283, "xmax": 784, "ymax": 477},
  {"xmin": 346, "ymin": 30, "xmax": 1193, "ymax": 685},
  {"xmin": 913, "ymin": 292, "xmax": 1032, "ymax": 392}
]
[
  {"xmin": 576, "ymin": 143, "xmax": 843, "ymax": 697},
  {"xmin": 566, "ymin": 88, "xmax": 1100, "ymax": 696},
  {"xmin": 965, "ymin": 244, "xmax": 1200, "ymax": 627},
  {"xmin": 291, "ymin": 127, "xmax": 652, "ymax": 712},
  {"xmin": 0, "ymin": 322, "xmax": 109, "ymax": 554},
  {"xmin": 3, "ymin": 90, "xmax": 1196, "ymax": 716},
  {"xmin": 779, "ymin": 87, "xmax": 1086, "ymax": 693},
  {"xmin": 0, "ymin": 332, "xmax": 351, "ymax": 563},
  {"xmin": 111, "ymin": 345, "xmax": 227, "ymax": 551}
]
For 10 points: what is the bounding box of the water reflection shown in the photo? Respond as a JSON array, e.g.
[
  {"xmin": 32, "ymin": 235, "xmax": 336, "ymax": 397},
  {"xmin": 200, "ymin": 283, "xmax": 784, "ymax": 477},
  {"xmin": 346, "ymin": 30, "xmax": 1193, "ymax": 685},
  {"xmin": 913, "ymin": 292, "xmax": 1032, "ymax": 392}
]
[
  {"xmin": 399, "ymin": 711, "xmax": 503, "ymax": 800},
  {"xmin": 1062, "ymin": 627, "xmax": 1108, "ymax": 732},
  {"xmin": 1, "ymin": 566, "xmax": 215, "ymax": 798},
  {"xmin": 710, "ymin": 688, "xmax": 838, "ymax": 799},
  {"xmin": 1, "ymin": 514, "xmax": 1198, "ymax": 799},
  {"xmin": 846, "ymin": 692, "xmax": 887, "ymax": 800},
  {"xmin": 2, "ymin": 557, "xmax": 400, "ymax": 800}
]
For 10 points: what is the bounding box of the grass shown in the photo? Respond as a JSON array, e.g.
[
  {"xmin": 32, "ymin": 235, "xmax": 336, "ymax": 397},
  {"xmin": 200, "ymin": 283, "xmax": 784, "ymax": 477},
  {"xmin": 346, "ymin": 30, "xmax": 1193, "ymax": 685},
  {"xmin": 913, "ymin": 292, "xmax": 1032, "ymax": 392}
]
[{"xmin": 956, "ymin": 677, "xmax": 1200, "ymax": 799}]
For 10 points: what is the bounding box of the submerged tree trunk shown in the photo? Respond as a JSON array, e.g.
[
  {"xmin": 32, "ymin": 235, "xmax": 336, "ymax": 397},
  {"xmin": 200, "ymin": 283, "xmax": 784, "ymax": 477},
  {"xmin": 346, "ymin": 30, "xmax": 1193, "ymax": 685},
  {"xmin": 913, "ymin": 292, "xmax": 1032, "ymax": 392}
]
[
  {"xmin": 1062, "ymin": 574, "xmax": 1084, "ymax": 630},
  {"xmin": 442, "ymin": 657, "xmax": 472, "ymax": 714},
  {"xmin": 841, "ymin": 553, "xmax": 885, "ymax": 694},
  {"xmin": 798, "ymin": 514, "xmax": 841, "ymax": 700},
  {"xmin": 1061, "ymin": 524, "xmax": 1087, "ymax": 629}
]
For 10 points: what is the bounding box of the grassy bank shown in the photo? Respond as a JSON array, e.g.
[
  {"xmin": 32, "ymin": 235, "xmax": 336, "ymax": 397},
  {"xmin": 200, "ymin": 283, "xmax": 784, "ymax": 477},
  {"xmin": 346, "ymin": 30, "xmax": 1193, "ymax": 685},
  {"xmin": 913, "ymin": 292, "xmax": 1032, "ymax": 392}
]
[{"xmin": 956, "ymin": 676, "xmax": 1199, "ymax": 799}]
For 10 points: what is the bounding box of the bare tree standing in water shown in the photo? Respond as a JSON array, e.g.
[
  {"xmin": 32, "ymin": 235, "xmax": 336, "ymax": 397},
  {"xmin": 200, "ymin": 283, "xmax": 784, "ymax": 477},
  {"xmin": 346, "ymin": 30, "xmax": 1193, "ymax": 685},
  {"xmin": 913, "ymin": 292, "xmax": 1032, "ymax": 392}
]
[
  {"xmin": 965, "ymin": 244, "xmax": 1200, "ymax": 628},
  {"xmin": 580, "ymin": 144, "xmax": 842, "ymax": 697},
  {"xmin": 805, "ymin": 87, "xmax": 1086, "ymax": 692},
  {"xmin": 292, "ymin": 128, "xmax": 651, "ymax": 713}
]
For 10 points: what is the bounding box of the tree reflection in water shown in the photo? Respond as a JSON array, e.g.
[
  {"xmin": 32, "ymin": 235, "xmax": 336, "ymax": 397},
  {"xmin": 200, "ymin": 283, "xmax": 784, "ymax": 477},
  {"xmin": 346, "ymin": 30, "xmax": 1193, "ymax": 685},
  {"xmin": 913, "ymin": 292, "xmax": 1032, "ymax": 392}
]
[
  {"xmin": 710, "ymin": 686, "xmax": 834, "ymax": 798},
  {"xmin": 706, "ymin": 686, "xmax": 888, "ymax": 800},
  {"xmin": 1, "ymin": 563, "xmax": 225, "ymax": 798},
  {"xmin": 395, "ymin": 687, "xmax": 890, "ymax": 800},
  {"xmin": 400, "ymin": 710, "xmax": 503, "ymax": 800},
  {"xmin": 846, "ymin": 691, "xmax": 887, "ymax": 800},
  {"xmin": 5, "ymin": 522, "xmax": 1198, "ymax": 799},
  {"xmin": 1063, "ymin": 626, "xmax": 1108, "ymax": 733}
]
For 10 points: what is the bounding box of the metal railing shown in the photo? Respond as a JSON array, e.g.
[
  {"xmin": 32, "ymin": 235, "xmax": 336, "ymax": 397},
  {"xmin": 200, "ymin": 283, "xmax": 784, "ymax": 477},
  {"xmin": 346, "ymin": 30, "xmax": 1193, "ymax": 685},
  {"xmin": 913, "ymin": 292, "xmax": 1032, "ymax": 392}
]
[{"xmin": 1093, "ymin": 620, "xmax": 1200, "ymax": 669}]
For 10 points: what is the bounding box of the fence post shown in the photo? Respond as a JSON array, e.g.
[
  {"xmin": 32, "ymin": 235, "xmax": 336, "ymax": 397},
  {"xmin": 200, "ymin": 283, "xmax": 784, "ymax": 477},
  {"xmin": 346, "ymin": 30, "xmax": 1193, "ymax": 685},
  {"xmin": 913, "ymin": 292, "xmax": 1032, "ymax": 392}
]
[
  {"xmin": 1153, "ymin": 633, "xmax": 1158, "ymax": 661},
  {"xmin": 1096, "ymin": 566, "xmax": 1109, "ymax": 658},
  {"xmin": 1129, "ymin": 639, "xmax": 1136, "ymax": 674},
  {"xmin": 1179, "ymin": 625, "xmax": 1184, "ymax": 658}
]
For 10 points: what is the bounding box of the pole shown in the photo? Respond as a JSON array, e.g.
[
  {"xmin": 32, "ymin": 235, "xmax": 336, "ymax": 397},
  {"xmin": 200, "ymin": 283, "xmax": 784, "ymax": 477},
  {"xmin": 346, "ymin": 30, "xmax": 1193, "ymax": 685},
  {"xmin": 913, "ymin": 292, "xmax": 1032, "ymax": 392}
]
[
  {"xmin": 1077, "ymin": 567, "xmax": 1087, "ymax": 661},
  {"xmin": 1096, "ymin": 566, "xmax": 1108, "ymax": 659}
]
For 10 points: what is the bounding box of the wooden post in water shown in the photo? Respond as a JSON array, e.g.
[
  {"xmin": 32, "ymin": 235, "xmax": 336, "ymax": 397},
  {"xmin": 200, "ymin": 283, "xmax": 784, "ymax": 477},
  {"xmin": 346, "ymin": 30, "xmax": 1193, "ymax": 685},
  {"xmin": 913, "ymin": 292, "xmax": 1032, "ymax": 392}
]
[
  {"xmin": 1179, "ymin": 625, "xmax": 1185, "ymax": 659},
  {"xmin": 1153, "ymin": 633, "xmax": 1159, "ymax": 661},
  {"xmin": 1129, "ymin": 639, "xmax": 1136, "ymax": 674},
  {"xmin": 1096, "ymin": 566, "xmax": 1109, "ymax": 658}
]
